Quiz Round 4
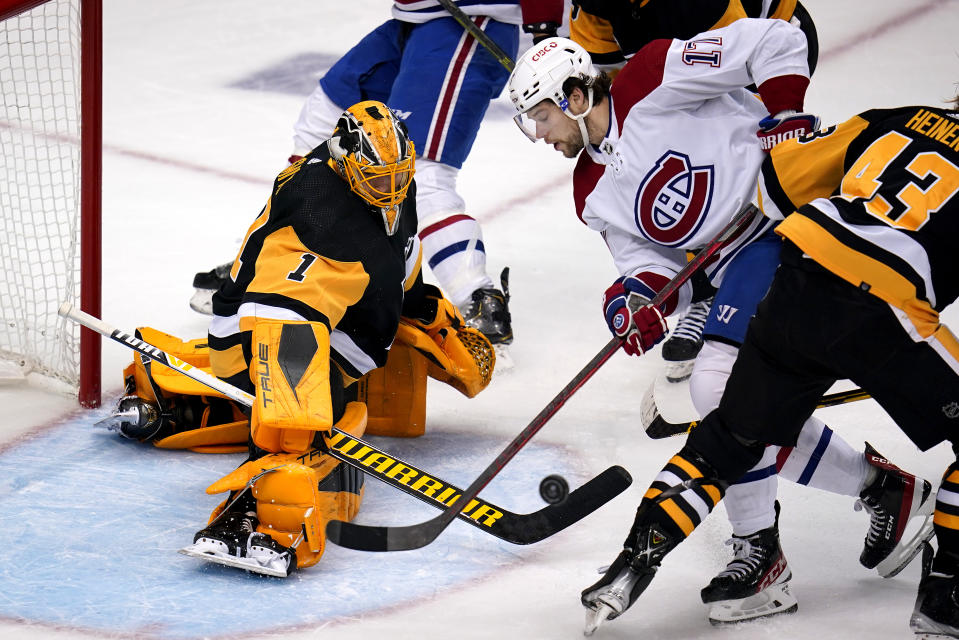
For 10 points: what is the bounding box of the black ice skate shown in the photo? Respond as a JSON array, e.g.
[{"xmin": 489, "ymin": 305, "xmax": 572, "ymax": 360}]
[
  {"xmin": 660, "ymin": 298, "xmax": 711, "ymax": 382},
  {"xmin": 461, "ymin": 267, "xmax": 513, "ymax": 345},
  {"xmin": 856, "ymin": 443, "xmax": 935, "ymax": 578},
  {"xmin": 581, "ymin": 513, "xmax": 679, "ymax": 635},
  {"xmin": 179, "ymin": 490, "xmax": 296, "ymax": 578},
  {"xmin": 189, "ymin": 261, "xmax": 232, "ymax": 315},
  {"xmin": 700, "ymin": 502, "xmax": 797, "ymax": 624},
  {"xmin": 910, "ymin": 542, "xmax": 959, "ymax": 639},
  {"xmin": 461, "ymin": 267, "xmax": 513, "ymax": 371}
]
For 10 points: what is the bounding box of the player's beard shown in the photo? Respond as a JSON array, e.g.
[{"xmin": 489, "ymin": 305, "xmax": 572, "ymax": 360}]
[{"xmin": 557, "ymin": 129, "xmax": 585, "ymax": 158}]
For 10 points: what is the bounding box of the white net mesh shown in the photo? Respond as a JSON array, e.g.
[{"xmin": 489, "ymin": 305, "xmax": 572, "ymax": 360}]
[{"xmin": 0, "ymin": 0, "xmax": 82, "ymax": 385}]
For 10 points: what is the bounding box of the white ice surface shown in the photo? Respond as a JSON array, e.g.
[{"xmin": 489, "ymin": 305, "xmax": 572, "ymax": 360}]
[{"xmin": 0, "ymin": 0, "xmax": 957, "ymax": 638}]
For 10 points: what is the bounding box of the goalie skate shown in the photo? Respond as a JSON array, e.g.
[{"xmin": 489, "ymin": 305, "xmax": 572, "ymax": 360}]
[
  {"xmin": 179, "ymin": 490, "xmax": 295, "ymax": 578},
  {"xmin": 910, "ymin": 543, "xmax": 959, "ymax": 639}
]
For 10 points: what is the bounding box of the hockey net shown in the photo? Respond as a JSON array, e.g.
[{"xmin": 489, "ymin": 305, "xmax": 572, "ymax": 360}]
[{"xmin": 0, "ymin": 0, "xmax": 101, "ymax": 405}]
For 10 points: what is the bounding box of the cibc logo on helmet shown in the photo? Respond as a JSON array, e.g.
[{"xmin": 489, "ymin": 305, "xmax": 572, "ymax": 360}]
[{"xmin": 531, "ymin": 40, "xmax": 558, "ymax": 61}]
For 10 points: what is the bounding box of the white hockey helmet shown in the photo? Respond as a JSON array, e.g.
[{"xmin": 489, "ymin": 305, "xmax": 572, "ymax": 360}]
[{"xmin": 507, "ymin": 37, "xmax": 598, "ymax": 143}]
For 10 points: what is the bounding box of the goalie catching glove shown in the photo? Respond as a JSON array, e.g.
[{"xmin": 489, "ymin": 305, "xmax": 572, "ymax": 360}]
[
  {"xmin": 603, "ymin": 276, "xmax": 669, "ymax": 356},
  {"xmin": 398, "ymin": 284, "xmax": 495, "ymax": 397}
]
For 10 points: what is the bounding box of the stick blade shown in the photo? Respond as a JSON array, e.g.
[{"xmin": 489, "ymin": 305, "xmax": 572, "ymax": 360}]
[{"xmin": 325, "ymin": 465, "xmax": 633, "ymax": 551}]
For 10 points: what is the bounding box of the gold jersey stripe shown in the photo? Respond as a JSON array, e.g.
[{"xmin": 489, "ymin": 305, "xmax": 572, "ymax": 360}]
[
  {"xmin": 248, "ymin": 226, "xmax": 370, "ymax": 327},
  {"xmin": 711, "ymin": 0, "xmax": 748, "ymax": 29},
  {"xmin": 768, "ymin": 0, "xmax": 797, "ymax": 21},
  {"xmin": 703, "ymin": 483, "xmax": 722, "ymax": 506},
  {"xmin": 934, "ymin": 510, "xmax": 959, "ymax": 530},
  {"xmin": 210, "ymin": 343, "xmax": 248, "ymax": 380},
  {"xmin": 568, "ymin": 8, "xmax": 621, "ymax": 56},
  {"xmin": 670, "ymin": 454, "xmax": 704, "ymax": 479},
  {"xmin": 644, "ymin": 487, "xmax": 663, "ymax": 501},
  {"xmin": 946, "ymin": 470, "xmax": 959, "ymax": 484},
  {"xmin": 776, "ymin": 215, "xmax": 940, "ymax": 337},
  {"xmin": 660, "ymin": 498, "xmax": 695, "ymax": 536},
  {"xmin": 767, "ymin": 116, "xmax": 871, "ymax": 212}
]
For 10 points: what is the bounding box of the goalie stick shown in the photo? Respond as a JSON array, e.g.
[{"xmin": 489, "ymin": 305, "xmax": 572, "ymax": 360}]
[
  {"xmin": 58, "ymin": 303, "xmax": 631, "ymax": 546},
  {"xmin": 325, "ymin": 203, "xmax": 765, "ymax": 552},
  {"xmin": 641, "ymin": 386, "xmax": 872, "ymax": 439}
]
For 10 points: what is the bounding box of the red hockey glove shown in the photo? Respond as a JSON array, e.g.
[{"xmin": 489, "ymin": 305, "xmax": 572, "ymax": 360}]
[
  {"xmin": 757, "ymin": 111, "xmax": 819, "ymax": 152},
  {"xmin": 603, "ymin": 277, "xmax": 669, "ymax": 357}
]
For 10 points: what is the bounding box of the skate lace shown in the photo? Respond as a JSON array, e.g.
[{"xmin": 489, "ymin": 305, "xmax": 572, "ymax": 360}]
[
  {"xmin": 717, "ymin": 536, "xmax": 767, "ymax": 579},
  {"xmin": 671, "ymin": 299, "xmax": 710, "ymax": 341},
  {"xmin": 854, "ymin": 497, "xmax": 888, "ymax": 546}
]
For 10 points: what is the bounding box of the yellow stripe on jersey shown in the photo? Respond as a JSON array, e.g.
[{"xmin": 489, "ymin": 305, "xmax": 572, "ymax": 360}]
[
  {"xmin": 948, "ymin": 470, "xmax": 959, "ymax": 484},
  {"xmin": 670, "ymin": 454, "xmax": 704, "ymax": 479},
  {"xmin": 660, "ymin": 498, "xmax": 696, "ymax": 536},
  {"xmin": 710, "ymin": 0, "xmax": 748, "ymax": 29},
  {"xmin": 768, "ymin": 0, "xmax": 797, "ymax": 21},
  {"xmin": 232, "ymin": 199, "xmax": 273, "ymax": 281},
  {"xmin": 248, "ymin": 226, "xmax": 370, "ymax": 327},
  {"xmin": 766, "ymin": 116, "xmax": 871, "ymax": 212},
  {"xmin": 210, "ymin": 343, "xmax": 248, "ymax": 381},
  {"xmin": 934, "ymin": 510, "xmax": 959, "ymax": 530},
  {"xmin": 404, "ymin": 245, "xmax": 422, "ymax": 292},
  {"xmin": 568, "ymin": 8, "xmax": 621, "ymax": 57},
  {"xmin": 644, "ymin": 487, "xmax": 663, "ymax": 501},
  {"xmin": 776, "ymin": 215, "xmax": 941, "ymax": 337},
  {"xmin": 933, "ymin": 325, "xmax": 959, "ymax": 364},
  {"xmin": 703, "ymin": 483, "xmax": 722, "ymax": 506}
]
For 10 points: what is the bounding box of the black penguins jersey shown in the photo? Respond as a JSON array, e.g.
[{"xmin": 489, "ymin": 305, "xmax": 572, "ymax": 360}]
[
  {"xmin": 759, "ymin": 105, "xmax": 959, "ymax": 335},
  {"xmin": 208, "ymin": 141, "xmax": 423, "ymax": 392},
  {"xmin": 570, "ymin": 0, "xmax": 804, "ymax": 75}
]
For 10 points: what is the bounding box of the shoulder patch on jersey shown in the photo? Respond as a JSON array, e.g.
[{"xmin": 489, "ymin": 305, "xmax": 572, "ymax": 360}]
[{"xmin": 634, "ymin": 151, "xmax": 714, "ymax": 247}]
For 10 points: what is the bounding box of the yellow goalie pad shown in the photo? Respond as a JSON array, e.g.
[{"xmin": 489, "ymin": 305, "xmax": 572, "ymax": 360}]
[
  {"xmin": 206, "ymin": 402, "xmax": 367, "ymax": 569},
  {"xmin": 250, "ymin": 320, "xmax": 333, "ymax": 454},
  {"xmin": 357, "ymin": 341, "xmax": 428, "ymax": 437},
  {"xmin": 120, "ymin": 326, "xmax": 248, "ymax": 453}
]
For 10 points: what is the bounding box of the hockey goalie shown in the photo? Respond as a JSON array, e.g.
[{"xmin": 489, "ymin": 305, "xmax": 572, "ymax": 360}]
[{"xmin": 100, "ymin": 101, "xmax": 495, "ymax": 577}]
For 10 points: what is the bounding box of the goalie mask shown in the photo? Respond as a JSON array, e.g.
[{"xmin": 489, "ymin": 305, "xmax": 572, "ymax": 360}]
[
  {"xmin": 507, "ymin": 37, "xmax": 597, "ymax": 145},
  {"xmin": 330, "ymin": 100, "xmax": 415, "ymax": 235}
]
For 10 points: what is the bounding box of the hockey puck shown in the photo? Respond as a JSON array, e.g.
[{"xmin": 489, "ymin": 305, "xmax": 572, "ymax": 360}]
[{"xmin": 539, "ymin": 474, "xmax": 570, "ymax": 505}]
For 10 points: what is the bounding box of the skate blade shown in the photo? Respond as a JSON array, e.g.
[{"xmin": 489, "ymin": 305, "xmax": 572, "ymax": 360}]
[
  {"xmin": 189, "ymin": 289, "xmax": 214, "ymax": 315},
  {"xmin": 877, "ymin": 509, "xmax": 936, "ymax": 579},
  {"xmin": 664, "ymin": 359, "xmax": 695, "ymax": 383},
  {"xmin": 178, "ymin": 543, "xmax": 289, "ymax": 578},
  {"xmin": 583, "ymin": 602, "xmax": 616, "ymax": 636},
  {"xmin": 492, "ymin": 344, "xmax": 514, "ymax": 372},
  {"xmin": 707, "ymin": 582, "xmax": 798, "ymax": 625},
  {"xmin": 910, "ymin": 611, "xmax": 959, "ymax": 639}
]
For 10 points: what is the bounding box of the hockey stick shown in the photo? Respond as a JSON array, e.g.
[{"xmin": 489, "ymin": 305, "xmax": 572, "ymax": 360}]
[
  {"xmin": 436, "ymin": 0, "xmax": 515, "ymax": 71},
  {"xmin": 643, "ymin": 387, "xmax": 873, "ymax": 439},
  {"xmin": 58, "ymin": 303, "xmax": 631, "ymax": 546},
  {"xmin": 326, "ymin": 203, "xmax": 765, "ymax": 552}
]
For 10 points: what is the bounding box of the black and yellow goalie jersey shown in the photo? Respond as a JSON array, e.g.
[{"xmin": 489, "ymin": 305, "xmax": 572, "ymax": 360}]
[
  {"xmin": 759, "ymin": 105, "xmax": 959, "ymax": 335},
  {"xmin": 570, "ymin": 0, "xmax": 816, "ymax": 78},
  {"xmin": 207, "ymin": 141, "xmax": 424, "ymax": 392}
]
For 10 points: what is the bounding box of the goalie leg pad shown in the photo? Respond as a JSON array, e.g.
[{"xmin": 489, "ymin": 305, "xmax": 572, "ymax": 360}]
[
  {"xmin": 253, "ymin": 458, "xmax": 365, "ymax": 569},
  {"xmin": 250, "ymin": 320, "xmax": 333, "ymax": 454},
  {"xmin": 357, "ymin": 341, "xmax": 427, "ymax": 437}
]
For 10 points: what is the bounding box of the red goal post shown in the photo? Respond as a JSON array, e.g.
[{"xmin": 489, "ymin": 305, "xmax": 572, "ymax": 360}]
[{"xmin": 0, "ymin": 0, "xmax": 101, "ymax": 406}]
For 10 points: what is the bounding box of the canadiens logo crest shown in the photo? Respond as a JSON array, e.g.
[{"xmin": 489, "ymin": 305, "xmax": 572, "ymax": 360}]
[{"xmin": 634, "ymin": 151, "xmax": 714, "ymax": 247}]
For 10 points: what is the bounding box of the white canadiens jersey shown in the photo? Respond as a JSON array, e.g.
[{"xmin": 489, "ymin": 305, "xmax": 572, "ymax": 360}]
[{"xmin": 573, "ymin": 19, "xmax": 809, "ymax": 292}]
